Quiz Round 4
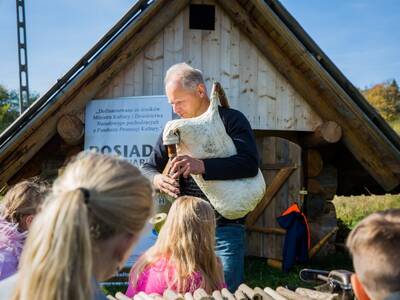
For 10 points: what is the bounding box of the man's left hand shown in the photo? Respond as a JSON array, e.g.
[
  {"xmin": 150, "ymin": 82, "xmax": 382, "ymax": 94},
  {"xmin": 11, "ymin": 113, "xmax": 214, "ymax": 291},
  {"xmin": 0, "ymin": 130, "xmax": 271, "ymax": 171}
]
[{"xmin": 170, "ymin": 155, "xmax": 205, "ymax": 178}]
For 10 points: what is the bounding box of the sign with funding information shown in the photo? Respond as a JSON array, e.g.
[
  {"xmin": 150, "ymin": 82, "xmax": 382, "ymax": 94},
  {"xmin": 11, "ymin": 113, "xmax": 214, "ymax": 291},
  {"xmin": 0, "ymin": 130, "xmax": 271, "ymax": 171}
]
[
  {"xmin": 85, "ymin": 96, "xmax": 172, "ymax": 270},
  {"xmin": 84, "ymin": 96, "xmax": 172, "ymax": 167}
]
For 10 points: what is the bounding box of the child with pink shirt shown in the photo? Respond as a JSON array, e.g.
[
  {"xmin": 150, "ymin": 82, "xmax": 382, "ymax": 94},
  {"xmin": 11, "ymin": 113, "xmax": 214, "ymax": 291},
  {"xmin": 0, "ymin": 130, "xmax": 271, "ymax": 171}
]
[{"xmin": 126, "ymin": 196, "xmax": 225, "ymax": 296}]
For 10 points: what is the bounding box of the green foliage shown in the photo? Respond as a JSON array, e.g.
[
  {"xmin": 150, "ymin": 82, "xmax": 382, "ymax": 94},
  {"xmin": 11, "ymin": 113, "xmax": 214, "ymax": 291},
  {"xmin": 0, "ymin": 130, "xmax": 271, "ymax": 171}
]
[{"xmin": 0, "ymin": 84, "xmax": 40, "ymax": 133}]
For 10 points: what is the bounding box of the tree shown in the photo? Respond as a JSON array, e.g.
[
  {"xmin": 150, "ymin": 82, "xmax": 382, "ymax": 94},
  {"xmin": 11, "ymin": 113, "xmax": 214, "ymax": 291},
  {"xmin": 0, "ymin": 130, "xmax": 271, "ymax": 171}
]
[
  {"xmin": 362, "ymin": 80, "xmax": 400, "ymax": 122},
  {"xmin": 0, "ymin": 84, "xmax": 40, "ymax": 133}
]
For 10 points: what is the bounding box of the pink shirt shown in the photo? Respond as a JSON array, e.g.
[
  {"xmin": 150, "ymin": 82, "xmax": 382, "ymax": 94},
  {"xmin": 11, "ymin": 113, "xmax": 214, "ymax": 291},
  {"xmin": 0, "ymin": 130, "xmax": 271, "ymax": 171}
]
[{"xmin": 125, "ymin": 257, "xmax": 224, "ymax": 297}]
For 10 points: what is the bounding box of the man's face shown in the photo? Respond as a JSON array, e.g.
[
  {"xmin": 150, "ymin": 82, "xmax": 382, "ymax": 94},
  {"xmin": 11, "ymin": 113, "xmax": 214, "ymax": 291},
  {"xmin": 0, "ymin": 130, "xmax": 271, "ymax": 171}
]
[{"xmin": 165, "ymin": 80, "xmax": 204, "ymax": 118}]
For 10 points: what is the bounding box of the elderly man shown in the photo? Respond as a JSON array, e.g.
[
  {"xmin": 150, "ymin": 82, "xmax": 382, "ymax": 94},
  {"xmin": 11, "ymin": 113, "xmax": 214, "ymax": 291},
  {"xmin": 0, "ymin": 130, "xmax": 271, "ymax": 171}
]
[{"xmin": 142, "ymin": 63, "xmax": 259, "ymax": 291}]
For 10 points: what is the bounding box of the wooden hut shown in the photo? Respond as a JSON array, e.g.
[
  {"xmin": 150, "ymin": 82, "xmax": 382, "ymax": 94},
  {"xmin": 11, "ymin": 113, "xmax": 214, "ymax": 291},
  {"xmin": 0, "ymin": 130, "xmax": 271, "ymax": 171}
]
[{"xmin": 1, "ymin": 0, "xmax": 400, "ymax": 260}]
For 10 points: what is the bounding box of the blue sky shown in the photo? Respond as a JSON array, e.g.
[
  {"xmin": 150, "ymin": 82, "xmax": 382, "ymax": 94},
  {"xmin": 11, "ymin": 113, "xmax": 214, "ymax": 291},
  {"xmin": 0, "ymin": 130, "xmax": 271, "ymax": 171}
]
[{"xmin": 0, "ymin": 0, "xmax": 399, "ymax": 96}]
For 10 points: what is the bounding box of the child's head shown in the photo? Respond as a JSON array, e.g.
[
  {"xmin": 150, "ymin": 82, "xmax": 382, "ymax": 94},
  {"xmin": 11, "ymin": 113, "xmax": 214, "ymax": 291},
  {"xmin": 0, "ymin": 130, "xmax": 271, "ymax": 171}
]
[
  {"xmin": 1, "ymin": 179, "xmax": 48, "ymax": 231},
  {"xmin": 346, "ymin": 209, "xmax": 400, "ymax": 300},
  {"xmin": 133, "ymin": 196, "xmax": 223, "ymax": 293},
  {"xmin": 12, "ymin": 152, "xmax": 153, "ymax": 300}
]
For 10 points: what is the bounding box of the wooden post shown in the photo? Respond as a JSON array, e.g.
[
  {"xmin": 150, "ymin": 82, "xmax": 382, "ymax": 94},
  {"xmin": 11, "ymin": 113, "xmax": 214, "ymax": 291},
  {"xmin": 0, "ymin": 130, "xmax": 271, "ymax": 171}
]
[
  {"xmin": 266, "ymin": 258, "xmax": 282, "ymax": 270},
  {"xmin": 306, "ymin": 149, "xmax": 323, "ymax": 178}
]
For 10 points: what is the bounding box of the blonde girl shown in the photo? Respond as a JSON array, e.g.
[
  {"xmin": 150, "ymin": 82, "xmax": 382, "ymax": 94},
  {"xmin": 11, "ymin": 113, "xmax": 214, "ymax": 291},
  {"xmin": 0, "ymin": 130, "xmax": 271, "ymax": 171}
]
[
  {"xmin": 0, "ymin": 180, "xmax": 48, "ymax": 280},
  {"xmin": 126, "ymin": 196, "xmax": 225, "ymax": 296},
  {"xmin": 0, "ymin": 152, "xmax": 153, "ymax": 300}
]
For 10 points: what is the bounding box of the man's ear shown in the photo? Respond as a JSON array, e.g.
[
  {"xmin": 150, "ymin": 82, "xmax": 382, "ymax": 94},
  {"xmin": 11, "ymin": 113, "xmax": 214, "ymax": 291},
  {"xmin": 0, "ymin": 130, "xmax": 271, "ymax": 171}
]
[
  {"xmin": 197, "ymin": 83, "xmax": 207, "ymax": 98},
  {"xmin": 351, "ymin": 274, "xmax": 371, "ymax": 300}
]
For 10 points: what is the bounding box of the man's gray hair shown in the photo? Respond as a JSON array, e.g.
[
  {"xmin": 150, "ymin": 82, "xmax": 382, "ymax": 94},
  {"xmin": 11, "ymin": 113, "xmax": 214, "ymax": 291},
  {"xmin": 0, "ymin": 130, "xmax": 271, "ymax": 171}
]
[{"xmin": 164, "ymin": 62, "xmax": 205, "ymax": 91}]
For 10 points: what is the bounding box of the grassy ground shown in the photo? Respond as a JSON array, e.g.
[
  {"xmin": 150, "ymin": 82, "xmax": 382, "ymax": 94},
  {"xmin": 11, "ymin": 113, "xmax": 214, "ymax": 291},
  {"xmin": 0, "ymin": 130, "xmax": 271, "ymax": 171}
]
[{"xmin": 333, "ymin": 194, "xmax": 400, "ymax": 229}]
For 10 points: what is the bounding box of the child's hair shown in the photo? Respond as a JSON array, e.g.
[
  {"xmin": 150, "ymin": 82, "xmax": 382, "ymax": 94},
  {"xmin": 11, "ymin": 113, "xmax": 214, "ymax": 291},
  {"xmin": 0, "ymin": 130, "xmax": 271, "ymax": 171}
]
[
  {"xmin": 131, "ymin": 196, "xmax": 224, "ymax": 293},
  {"xmin": 11, "ymin": 152, "xmax": 153, "ymax": 300},
  {"xmin": 1, "ymin": 179, "xmax": 48, "ymax": 227},
  {"xmin": 346, "ymin": 209, "xmax": 400, "ymax": 300}
]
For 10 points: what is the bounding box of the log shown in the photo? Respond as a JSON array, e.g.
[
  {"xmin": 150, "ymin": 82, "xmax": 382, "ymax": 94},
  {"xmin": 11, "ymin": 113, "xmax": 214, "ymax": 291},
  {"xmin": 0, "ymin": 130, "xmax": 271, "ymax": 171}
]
[
  {"xmin": 239, "ymin": 284, "xmax": 262, "ymax": 300},
  {"xmin": 304, "ymin": 194, "xmax": 326, "ymax": 220},
  {"xmin": 116, "ymin": 292, "xmax": 133, "ymax": 300},
  {"xmin": 150, "ymin": 294, "xmax": 165, "ymax": 300},
  {"xmin": 234, "ymin": 290, "xmax": 247, "ymax": 300},
  {"xmin": 56, "ymin": 114, "xmax": 84, "ymax": 146},
  {"xmin": 276, "ymin": 287, "xmax": 312, "ymax": 300},
  {"xmin": 212, "ymin": 290, "xmax": 224, "ymax": 300},
  {"xmin": 266, "ymin": 258, "xmax": 282, "ymax": 270},
  {"xmin": 246, "ymin": 226, "xmax": 286, "ymax": 235},
  {"xmin": 184, "ymin": 293, "xmax": 194, "ymax": 300},
  {"xmin": 295, "ymin": 288, "xmax": 338, "ymax": 300},
  {"xmin": 134, "ymin": 294, "xmax": 145, "ymax": 300},
  {"xmin": 306, "ymin": 149, "xmax": 323, "ymax": 178},
  {"xmin": 138, "ymin": 292, "xmax": 156, "ymax": 300},
  {"xmin": 164, "ymin": 290, "xmax": 184, "ymax": 300},
  {"xmin": 303, "ymin": 121, "xmax": 342, "ymax": 147},
  {"xmin": 263, "ymin": 288, "xmax": 287, "ymax": 300},
  {"xmin": 193, "ymin": 289, "xmax": 210, "ymax": 300},
  {"xmin": 221, "ymin": 288, "xmax": 236, "ymax": 300},
  {"xmin": 246, "ymin": 167, "xmax": 296, "ymax": 226},
  {"xmin": 107, "ymin": 296, "xmax": 118, "ymax": 300},
  {"xmin": 308, "ymin": 165, "xmax": 338, "ymax": 200},
  {"xmin": 254, "ymin": 287, "xmax": 274, "ymax": 300}
]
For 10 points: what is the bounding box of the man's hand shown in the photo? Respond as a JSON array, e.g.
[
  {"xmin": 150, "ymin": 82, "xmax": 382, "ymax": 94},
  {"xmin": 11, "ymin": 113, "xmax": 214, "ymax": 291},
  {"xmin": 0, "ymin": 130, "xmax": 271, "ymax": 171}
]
[
  {"xmin": 153, "ymin": 174, "xmax": 180, "ymax": 198},
  {"xmin": 170, "ymin": 155, "xmax": 205, "ymax": 179}
]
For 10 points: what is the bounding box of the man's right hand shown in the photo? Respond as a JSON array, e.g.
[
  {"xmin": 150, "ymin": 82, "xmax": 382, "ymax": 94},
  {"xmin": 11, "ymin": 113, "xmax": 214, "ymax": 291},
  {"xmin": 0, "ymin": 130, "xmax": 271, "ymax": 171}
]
[{"xmin": 153, "ymin": 174, "xmax": 180, "ymax": 198}]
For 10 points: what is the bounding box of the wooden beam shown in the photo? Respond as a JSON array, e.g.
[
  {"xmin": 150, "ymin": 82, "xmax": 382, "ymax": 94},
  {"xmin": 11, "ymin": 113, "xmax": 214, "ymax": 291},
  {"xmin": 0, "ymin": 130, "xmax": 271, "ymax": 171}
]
[
  {"xmin": 245, "ymin": 166, "xmax": 296, "ymax": 226},
  {"xmin": 0, "ymin": 0, "xmax": 190, "ymax": 187},
  {"xmin": 216, "ymin": 0, "xmax": 400, "ymax": 190}
]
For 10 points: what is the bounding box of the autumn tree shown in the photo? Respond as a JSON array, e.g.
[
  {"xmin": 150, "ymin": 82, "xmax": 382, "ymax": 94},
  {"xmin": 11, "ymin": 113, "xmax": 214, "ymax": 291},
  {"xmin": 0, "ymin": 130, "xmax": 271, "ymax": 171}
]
[{"xmin": 362, "ymin": 80, "xmax": 400, "ymax": 121}]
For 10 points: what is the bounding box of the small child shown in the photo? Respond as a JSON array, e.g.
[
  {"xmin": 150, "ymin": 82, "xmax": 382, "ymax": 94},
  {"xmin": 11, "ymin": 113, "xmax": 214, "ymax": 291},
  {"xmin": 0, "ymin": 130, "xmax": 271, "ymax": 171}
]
[
  {"xmin": 0, "ymin": 179, "xmax": 48, "ymax": 280},
  {"xmin": 126, "ymin": 196, "xmax": 225, "ymax": 296},
  {"xmin": 346, "ymin": 209, "xmax": 400, "ymax": 300}
]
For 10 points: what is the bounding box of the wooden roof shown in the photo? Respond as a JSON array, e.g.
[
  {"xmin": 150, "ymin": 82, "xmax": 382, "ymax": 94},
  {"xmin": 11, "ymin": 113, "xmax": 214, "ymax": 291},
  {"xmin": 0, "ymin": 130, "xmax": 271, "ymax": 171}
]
[{"xmin": 1, "ymin": 0, "xmax": 400, "ymax": 192}]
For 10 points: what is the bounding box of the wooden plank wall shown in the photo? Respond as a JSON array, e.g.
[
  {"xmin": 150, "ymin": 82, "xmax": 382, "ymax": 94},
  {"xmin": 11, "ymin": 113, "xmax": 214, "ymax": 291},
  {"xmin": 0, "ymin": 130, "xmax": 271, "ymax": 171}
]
[
  {"xmin": 247, "ymin": 136, "xmax": 302, "ymax": 259},
  {"xmin": 96, "ymin": 1, "xmax": 322, "ymax": 131}
]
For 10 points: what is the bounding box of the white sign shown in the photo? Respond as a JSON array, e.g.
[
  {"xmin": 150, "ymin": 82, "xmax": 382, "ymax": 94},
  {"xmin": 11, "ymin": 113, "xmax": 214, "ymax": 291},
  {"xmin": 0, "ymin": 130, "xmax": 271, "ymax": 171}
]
[
  {"xmin": 84, "ymin": 96, "xmax": 171, "ymax": 167},
  {"xmin": 85, "ymin": 96, "xmax": 172, "ymax": 269}
]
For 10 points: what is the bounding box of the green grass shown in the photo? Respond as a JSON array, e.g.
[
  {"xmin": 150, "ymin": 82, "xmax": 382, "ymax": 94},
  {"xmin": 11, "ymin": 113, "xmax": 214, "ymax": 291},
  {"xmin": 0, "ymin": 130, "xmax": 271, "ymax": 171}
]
[{"xmin": 333, "ymin": 194, "xmax": 400, "ymax": 229}]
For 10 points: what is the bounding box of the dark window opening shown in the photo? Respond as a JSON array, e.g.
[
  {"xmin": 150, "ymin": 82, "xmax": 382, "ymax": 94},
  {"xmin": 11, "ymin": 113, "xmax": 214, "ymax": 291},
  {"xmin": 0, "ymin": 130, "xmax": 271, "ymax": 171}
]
[{"xmin": 189, "ymin": 4, "xmax": 215, "ymax": 30}]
